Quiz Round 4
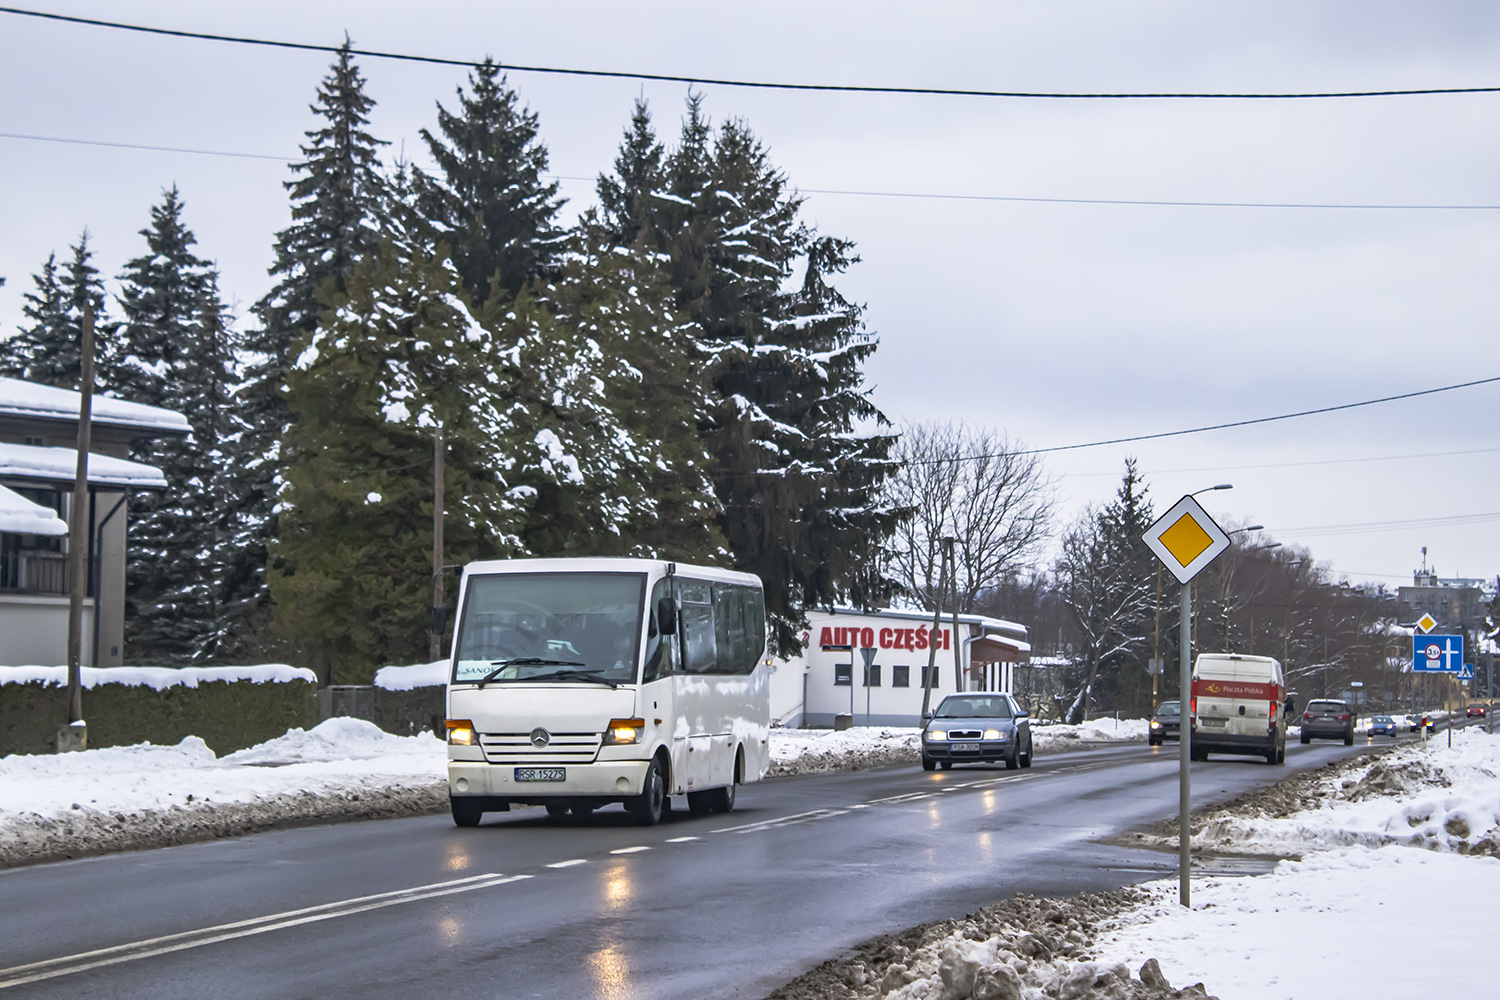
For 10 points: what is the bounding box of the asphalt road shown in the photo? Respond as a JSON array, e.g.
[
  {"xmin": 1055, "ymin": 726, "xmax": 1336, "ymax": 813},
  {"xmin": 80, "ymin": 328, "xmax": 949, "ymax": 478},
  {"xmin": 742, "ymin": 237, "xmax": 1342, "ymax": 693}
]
[{"xmin": 0, "ymin": 735, "xmax": 1401, "ymax": 999}]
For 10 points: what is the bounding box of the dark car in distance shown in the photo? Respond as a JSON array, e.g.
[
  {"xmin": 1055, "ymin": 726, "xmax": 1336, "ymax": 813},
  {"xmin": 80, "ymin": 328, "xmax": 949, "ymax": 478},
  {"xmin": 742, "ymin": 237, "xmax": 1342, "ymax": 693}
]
[
  {"xmin": 922, "ymin": 694, "xmax": 1033, "ymax": 771},
  {"xmin": 1368, "ymin": 715, "xmax": 1399, "ymax": 737},
  {"xmin": 1148, "ymin": 701, "xmax": 1181, "ymax": 746},
  {"xmin": 1300, "ymin": 699, "xmax": 1355, "ymax": 745},
  {"xmin": 1468, "ymin": 704, "xmax": 1488, "ymax": 719}
]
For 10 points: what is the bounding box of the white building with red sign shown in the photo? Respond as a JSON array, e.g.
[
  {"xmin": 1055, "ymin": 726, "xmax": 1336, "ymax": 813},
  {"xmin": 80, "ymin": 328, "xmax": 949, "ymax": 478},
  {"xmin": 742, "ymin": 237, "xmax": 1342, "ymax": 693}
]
[{"xmin": 769, "ymin": 608, "xmax": 1030, "ymax": 728}]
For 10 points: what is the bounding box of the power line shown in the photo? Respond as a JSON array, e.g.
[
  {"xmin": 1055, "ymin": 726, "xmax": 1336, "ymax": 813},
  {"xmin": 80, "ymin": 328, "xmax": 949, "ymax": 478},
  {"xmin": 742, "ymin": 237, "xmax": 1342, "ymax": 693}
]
[
  {"xmin": 802, "ymin": 187, "xmax": 1500, "ymax": 212},
  {"xmin": 1005, "ymin": 375, "xmax": 1500, "ymax": 458},
  {"xmin": 4, "ymin": 6, "xmax": 1500, "ymax": 102},
  {"xmin": 1061, "ymin": 445, "xmax": 1500, "ymax": 479},
  {"xmin": 0, "ymin": 130, "xmax": 286, "ymax": 161},
  {"xmin": 1277, "ymin": 511, "xmax": 1500, "ymax": 538},
  {"xmin": 6, "ymin": 134, "xmax": 1498, "ymax": 214}
]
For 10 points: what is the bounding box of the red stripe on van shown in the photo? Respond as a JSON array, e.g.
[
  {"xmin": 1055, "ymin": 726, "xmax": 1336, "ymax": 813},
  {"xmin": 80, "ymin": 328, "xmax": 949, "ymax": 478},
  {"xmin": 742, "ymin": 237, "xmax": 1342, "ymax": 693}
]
[{"xmin": 1192, "ymin": 679, "xmax": 1280, "ymax": 700}]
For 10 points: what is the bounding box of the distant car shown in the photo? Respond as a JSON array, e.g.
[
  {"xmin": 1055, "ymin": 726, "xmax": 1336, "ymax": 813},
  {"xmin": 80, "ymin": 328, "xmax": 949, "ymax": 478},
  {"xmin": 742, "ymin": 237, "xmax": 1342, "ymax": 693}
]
[
  {"xmin": 1148, "ymin": 701, "xmax": 1181, "ymax": 746},
  {"xmin": 1409, "ymin": 711, "xmax": 1434, "ymax": 733},
  {"xmin": 1368, "ymin": 715, "xmax": 1399, "ymax": 737},
  {"xmin": 1300, "ymin": 699, "xmax": 1355, "ymax": 745},
  {"xmin": 922, "ymin": 693, "xmax": 1033, "ymax": 771},
  {"xmin": 1467, "ymin": 704, "xmax": 1488, "ymax": 719}
]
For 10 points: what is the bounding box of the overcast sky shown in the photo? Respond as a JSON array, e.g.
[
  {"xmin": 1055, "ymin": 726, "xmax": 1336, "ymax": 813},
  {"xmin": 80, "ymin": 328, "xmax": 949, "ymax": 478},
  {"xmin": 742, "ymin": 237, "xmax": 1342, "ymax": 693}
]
[{"xmin": 3, "ymin": 1, "xmax": 1498, "ymax": 591}]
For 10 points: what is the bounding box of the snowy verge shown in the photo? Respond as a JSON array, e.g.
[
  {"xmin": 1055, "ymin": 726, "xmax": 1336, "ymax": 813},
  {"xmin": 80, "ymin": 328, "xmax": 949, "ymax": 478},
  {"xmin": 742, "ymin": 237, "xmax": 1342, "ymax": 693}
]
[
  {"xmin": 373, "ymin": 660, "xmax": 449, "ymax": 691},
  {"xmin": 0, "ymin": 719, "xmax": 447, "ymax": 868},
  {"xmin": 0, "ymin": 663, "xmax": 315, "ymax": 690}
]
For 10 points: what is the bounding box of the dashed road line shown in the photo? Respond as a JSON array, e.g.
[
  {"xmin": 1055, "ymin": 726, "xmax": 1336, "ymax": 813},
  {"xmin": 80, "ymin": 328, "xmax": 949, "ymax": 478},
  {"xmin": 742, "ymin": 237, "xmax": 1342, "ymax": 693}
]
[
  {"xmin": 546, "ymin": 859, "xmax": 588, "ymax": 868},
  {"xmin": 664, "ymin": 836, "xmax": 699, "ymax": 843},
  {"xmin": 711, "ymin": 808, "xmax": 850, "ymax": 834},
  {"xmin": 609, "ymin": 846, "xmax": 651, "ymax": 854}
]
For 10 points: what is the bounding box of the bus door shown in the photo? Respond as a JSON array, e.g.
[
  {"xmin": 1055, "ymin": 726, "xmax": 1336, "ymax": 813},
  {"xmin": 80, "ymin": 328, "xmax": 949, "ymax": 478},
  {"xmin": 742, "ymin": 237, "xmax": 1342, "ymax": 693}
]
[{"xmin": 675, "ymin": 578, "xmax": 722, "ymax": 792}]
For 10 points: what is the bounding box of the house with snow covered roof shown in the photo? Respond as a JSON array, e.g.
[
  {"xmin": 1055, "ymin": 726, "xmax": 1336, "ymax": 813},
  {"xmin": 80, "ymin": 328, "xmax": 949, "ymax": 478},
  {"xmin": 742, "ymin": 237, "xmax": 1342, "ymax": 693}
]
[{"xmin": 0, "ymin": 376, "xmax": 190, "ymax": 668}]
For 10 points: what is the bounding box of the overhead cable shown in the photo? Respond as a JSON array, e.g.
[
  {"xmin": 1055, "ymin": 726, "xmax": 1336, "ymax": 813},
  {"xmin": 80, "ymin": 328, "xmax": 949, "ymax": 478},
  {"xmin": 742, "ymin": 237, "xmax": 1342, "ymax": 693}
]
[{"xmin": 4, "ymin": 6, "xmax": 1500, "ymax": 101}]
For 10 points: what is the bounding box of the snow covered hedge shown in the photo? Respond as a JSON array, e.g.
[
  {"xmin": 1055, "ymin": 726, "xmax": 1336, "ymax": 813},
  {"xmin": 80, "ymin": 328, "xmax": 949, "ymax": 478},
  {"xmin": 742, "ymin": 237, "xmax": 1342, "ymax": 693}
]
[{"xmin": 0, "ymin": 665, "xmax": 319, "ymax": 757}]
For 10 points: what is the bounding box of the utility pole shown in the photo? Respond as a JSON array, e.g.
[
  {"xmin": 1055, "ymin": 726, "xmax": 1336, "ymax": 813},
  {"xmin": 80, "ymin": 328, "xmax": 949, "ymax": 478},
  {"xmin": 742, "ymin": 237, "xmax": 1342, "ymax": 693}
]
[
  {"xmin": 949, "ymin": 538, "xmax": 962, "ymax": 693},
  {"xmin": 429, "ymin": 423, "xmax": 445, "ymax": 663},
  {"xmin": 1179, "ymin": 578, "xmax": 1192, "ymax": 907},
  {"xmin": 1152, "ymin": 564, "xmax": 1162, "ymax": 708},
  {"xmin": 919, "ymin": 538, "xmax": 953, "ymax": 720},
  {"xmin": 62, "ymin": 304, "xmax": 94, "ymax": 751}
]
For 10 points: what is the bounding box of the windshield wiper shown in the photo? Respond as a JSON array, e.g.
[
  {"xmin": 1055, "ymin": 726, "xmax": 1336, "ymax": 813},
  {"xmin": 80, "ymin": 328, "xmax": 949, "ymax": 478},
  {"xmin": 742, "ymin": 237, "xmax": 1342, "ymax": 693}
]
[
  {"xmin": 473, "ymin": 657, "xmax": 586, "ymax": 689},
  {"xmin": 520, "ymin": 669, "xmax": 620, "ymax": 690}
]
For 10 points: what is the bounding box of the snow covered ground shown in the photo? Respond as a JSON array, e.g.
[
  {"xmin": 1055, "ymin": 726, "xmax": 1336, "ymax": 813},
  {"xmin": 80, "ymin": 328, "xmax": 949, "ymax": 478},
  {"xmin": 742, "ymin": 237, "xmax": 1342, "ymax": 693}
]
[{"xmin": 793, "ymin": 728, "xmax": 1500, "ymax": 1000}]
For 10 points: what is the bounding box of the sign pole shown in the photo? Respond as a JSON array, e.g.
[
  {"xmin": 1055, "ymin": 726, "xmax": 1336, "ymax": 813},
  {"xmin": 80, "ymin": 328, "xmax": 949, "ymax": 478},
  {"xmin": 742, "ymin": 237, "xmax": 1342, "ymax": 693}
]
[{"xmin": 1179, "ymin": 580, "xmax": 1192, "ymax": 907}]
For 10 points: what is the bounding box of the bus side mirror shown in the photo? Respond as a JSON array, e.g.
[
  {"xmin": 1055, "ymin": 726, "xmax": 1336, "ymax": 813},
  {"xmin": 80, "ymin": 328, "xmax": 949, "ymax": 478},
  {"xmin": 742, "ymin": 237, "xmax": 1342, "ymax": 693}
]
[{"xmin": 656, "ymin": 597, "xmax": 678, "ymax": 636}]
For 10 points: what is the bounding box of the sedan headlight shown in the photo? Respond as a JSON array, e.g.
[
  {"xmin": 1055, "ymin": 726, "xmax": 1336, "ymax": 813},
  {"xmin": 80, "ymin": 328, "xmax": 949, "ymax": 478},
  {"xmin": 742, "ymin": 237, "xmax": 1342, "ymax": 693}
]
[
  {"xmin": 927, "ymin": 730, "xmax": 947, "ymax": 742},
  {"xmin": 1150, "ymin": 721, "xmax": 1161, "ymax": 729},
  {"xmin": 983, "ymin": 729, "xmax": 1003, "ymax": 740}
]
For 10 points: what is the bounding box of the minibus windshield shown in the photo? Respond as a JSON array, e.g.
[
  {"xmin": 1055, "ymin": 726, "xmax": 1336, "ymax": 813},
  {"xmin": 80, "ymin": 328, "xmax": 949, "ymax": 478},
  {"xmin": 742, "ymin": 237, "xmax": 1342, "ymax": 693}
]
[{"xmin": 452, "ymin": 572, "xmax": 645, "ymax": 686}]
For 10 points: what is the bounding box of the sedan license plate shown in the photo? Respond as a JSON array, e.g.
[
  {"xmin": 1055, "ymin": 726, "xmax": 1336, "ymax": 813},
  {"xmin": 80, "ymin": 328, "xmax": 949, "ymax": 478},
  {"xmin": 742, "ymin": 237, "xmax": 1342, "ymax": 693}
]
[
  {"xmin": 514, "ymin": 767, "xmax": 565, "ymax": 782},
  {"xmin": 951, "ymin": 742, "xmax": 980, "ymax": 752}
]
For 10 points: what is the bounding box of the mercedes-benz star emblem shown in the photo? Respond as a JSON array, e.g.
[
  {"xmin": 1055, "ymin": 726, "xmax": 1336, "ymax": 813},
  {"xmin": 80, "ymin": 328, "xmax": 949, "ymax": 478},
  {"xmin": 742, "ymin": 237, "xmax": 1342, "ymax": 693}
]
[{"xmin": 529, "ymin": 728, "xmax": 551, "ymax": 748}]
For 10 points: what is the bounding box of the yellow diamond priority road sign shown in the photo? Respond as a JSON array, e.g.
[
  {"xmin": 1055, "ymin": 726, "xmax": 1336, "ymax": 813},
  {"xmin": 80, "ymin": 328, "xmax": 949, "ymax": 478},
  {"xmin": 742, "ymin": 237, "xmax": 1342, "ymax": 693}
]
[
  {"xmin": 1416, "ymin": 613, "xmax": 1439, "ymax": 634},
  {"xmin": 1143, "ymin": 494, "xmax": 1232, "ymax": 584}
]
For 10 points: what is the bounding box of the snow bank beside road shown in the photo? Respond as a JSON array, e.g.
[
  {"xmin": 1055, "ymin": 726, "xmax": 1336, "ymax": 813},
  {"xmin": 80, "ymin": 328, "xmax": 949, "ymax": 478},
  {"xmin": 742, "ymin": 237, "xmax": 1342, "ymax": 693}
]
[{"xmin": 0, "ymin": 719, "xmax": 446, "ymax": 868}]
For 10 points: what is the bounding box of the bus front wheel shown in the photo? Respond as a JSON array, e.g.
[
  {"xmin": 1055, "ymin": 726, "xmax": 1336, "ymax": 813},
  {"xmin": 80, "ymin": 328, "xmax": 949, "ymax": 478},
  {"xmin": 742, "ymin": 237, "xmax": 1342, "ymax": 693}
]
[
  {"xmin": 450, "ymin": 796, "xmax": 483, "ymax": 828},
  {"xmin": 629, "ymin": 759, "xmax": 666, "ymax": 826}
]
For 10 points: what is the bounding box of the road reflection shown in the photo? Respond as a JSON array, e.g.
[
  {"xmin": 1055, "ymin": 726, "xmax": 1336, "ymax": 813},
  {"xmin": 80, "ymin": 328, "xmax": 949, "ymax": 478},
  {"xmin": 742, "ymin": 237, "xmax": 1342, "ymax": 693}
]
[{"xmin": 589, "ymin": 860, "xmax": 636, "ymax": 999}]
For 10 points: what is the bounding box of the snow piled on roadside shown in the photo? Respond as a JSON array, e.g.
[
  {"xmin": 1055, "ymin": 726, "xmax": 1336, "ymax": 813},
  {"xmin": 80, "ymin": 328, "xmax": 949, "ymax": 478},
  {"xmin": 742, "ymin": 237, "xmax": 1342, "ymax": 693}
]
[
  {"xmin": 0, "ymin": 663, "xmax": 315, "ymax": 690},
  {"xmin": 1033, "ymin": 719, "xmax": 1149, "ymax": 749},
  {"xmin": 1096, "ymin": 847, "xmax": 1497, "ymax": 1000},
  {"xmin": 1193, "ymin": 727, "xmax": 1500, "ymax": 856},
  {"xmin": 771, "ymin": 727, "xmax": 920, "ymax": 775},
  {"xmin": 0, "ymin": 719, "xmax": 446, "ymax": 867},
  {"xmin": 373, "ymin": 659, "xmax": 449, "ymax": 691}
]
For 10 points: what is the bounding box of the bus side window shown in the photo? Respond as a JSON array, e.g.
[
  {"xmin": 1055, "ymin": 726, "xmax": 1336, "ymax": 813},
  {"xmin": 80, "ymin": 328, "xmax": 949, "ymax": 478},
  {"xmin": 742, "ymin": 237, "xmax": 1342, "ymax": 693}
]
[
  {"xmin": 642, "ymin": 579, "xmax": 675, "ymax": 683},
  {"xmin": 679, "ymin": 580, "xmax": 715, "ymax": 674}
]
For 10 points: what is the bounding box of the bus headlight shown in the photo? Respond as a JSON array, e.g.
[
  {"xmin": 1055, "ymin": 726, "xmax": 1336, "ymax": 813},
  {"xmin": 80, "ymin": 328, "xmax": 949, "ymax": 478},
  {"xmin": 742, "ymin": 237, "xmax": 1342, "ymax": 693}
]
[
  {"xmin": 446, "ymin": 719, "xmax": 476, "ymax": 746},
  {"xmin": 927, "ymin": 730, "xmax": 947, "ymax": 742},
  {"xmin": 602, "ymin": 719, "xmax": 645, "ymax": 745},
  {"xmin": 984, "ymin": 729, "xmax": 1003, "ymax": 740}
]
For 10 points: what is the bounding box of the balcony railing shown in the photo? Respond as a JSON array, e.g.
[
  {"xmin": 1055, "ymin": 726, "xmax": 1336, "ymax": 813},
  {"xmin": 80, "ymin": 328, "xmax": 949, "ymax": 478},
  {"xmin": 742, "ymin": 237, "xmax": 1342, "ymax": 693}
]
[{"xmin": 0, "ymin": 550, "xmax": 92, "ymax": 596}]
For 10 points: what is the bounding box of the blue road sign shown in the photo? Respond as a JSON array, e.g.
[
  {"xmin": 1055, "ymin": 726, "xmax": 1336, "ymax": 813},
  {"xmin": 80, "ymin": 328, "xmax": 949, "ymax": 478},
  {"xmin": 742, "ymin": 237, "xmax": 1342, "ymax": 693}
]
[
  {"xmin": 1459, "ymin": 663, "xmax": 1474, "ymax": 680},
  {"xmin": 1413, "ymin": 634, "xmax": 1465, "ymax": 673}
]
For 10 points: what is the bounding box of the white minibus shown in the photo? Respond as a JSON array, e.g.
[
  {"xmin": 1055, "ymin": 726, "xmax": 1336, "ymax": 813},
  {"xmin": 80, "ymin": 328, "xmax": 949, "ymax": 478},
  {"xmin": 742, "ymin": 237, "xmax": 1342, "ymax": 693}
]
[{"xmin": 444, "ymin": 557, "xmax": 769, "ymax": 827}]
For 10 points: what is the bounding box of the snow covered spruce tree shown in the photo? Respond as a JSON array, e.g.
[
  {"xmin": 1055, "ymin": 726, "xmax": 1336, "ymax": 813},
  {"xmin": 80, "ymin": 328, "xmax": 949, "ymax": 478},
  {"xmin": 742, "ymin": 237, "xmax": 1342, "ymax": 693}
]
[
  {"xmin": 0, "ymin": 234, "xmax": 118, "ymax": 389},
  {"xmin": 412, "ymin": 59, "xmax": 562, "ymax": 305},
  {"xmin": 596, "ymin": 95, "xmax": 900, "ymax": 649},
  {"xmin": 114, "ymin": 187, "xmax": 245, "ymax": 664},
  {"xmin": 519, "ymin": 219, "xmax": 727, "ymax": 562},
  {"xmin": 1054, "ymin": 461, "xmax": 1156, "ymax": 723},
  {"xmin": 232, "ymin": 42, "xmax": 388, "ymax": 656},
  {"xmin": 272, "ymin": 239, "xmax": 524, "ymax": 684}
]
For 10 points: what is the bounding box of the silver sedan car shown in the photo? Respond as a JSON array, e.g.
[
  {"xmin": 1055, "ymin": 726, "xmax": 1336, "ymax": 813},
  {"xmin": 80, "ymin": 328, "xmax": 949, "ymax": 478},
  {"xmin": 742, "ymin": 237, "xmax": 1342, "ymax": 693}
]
[{"xmin": 921, "ymin": 694, "xmax": 1033, "ymax": 771}]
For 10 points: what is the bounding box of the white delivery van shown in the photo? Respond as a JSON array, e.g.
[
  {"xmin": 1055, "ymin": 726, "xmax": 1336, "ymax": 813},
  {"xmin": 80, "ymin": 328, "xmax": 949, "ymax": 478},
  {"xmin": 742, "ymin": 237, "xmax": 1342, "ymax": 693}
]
[
  {"xmin": 444, "ymin": 557, "xmax": 769, "ymax": 827},
  {"xmin": 1189, "ymin": 653, "xmax": 1290, "ymax": 764}
]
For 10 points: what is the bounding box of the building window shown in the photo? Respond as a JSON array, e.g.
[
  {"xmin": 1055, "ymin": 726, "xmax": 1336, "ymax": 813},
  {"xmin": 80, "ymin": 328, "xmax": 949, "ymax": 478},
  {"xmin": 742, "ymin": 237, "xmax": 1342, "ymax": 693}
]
[
  {"xmin": 892, "ymin": 665, "xmax": 910, "ymax": 688},
  {"xmin": 834, "ymin": 662, "xmax": 851, "ymax": 686},
  {"xmin": 863, "ymin": 664, "xmax": 881, "ymax": 687},
  {"xmin": 920, "ymin": 665, "xmax": 939, "ymax": 690}
]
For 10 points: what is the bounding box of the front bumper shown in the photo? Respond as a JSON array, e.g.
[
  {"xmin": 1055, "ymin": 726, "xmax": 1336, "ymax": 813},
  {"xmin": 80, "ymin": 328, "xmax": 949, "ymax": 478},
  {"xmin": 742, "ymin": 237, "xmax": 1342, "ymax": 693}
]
[
  {"xmin": 923, "ymin": 739, "xmax": 1013, "ymax": 762},
  {"xmin": 448, "ymin": 759, "xmax": 650, "ymax": 801}
]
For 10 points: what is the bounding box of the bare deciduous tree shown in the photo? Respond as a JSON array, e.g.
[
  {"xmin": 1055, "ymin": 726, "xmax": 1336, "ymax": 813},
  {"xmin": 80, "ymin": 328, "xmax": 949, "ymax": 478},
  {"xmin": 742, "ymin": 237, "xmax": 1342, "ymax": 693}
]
[{"xmin": 885, "ymin": 422, "xmax": 1055, "ymax": 613}]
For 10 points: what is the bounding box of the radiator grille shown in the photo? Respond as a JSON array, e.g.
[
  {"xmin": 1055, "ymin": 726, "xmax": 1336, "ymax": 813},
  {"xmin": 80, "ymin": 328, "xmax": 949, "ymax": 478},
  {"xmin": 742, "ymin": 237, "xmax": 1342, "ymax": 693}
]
[{"xmin": 480, "ymin": 732, "xmax": 601, "ymax": 764}]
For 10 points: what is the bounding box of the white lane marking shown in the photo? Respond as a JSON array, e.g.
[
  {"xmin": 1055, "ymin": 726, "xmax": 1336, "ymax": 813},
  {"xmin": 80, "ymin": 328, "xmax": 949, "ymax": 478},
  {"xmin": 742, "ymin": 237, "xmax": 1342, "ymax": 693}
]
[
  {"xmin": 609, "ymin": 846, "xmax": 651, "ymax": 854},
  {"xmin": 546, "ymin": 859, "xmax": 588, "ymax": 868},
  {"xmin": 711, "ymin": 808, "xmax": 849, "ymax": 834},
  {"xmin": 864, "ymin": 791, "xmax": 936, "ymax": 805},
  {"xmin": 0, "ymin": 873, "xmax": 530, "ymax": 991},
  {"xmin": 849, "ymin": 803, "xmax": 871, "ymax": 809},
  {"xmin": 664, "ymin": 836, "xmax": 699, "ymax": 842}
]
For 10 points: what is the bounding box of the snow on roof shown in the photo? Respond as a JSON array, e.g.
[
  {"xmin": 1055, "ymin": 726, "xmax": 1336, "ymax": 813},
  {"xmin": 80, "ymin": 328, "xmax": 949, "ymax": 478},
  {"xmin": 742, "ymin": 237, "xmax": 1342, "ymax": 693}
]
[
  {"xmin": 0, "ymin": 484, "xmax": 68, "ymax": 536},
  {"xmin": 0, "ymin": 376, "xmax": 190, "ymax": 436},
  {"xmin": 374, "ymin": 660, "xmax": 450, "ymax": 690},
  {"xmin": 0, "ymin": 663, "xmax": 317, "ymax": 690},
  {"xmin": 0, "ymin": 442, "xmax": 167, "ymax": 489}
]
